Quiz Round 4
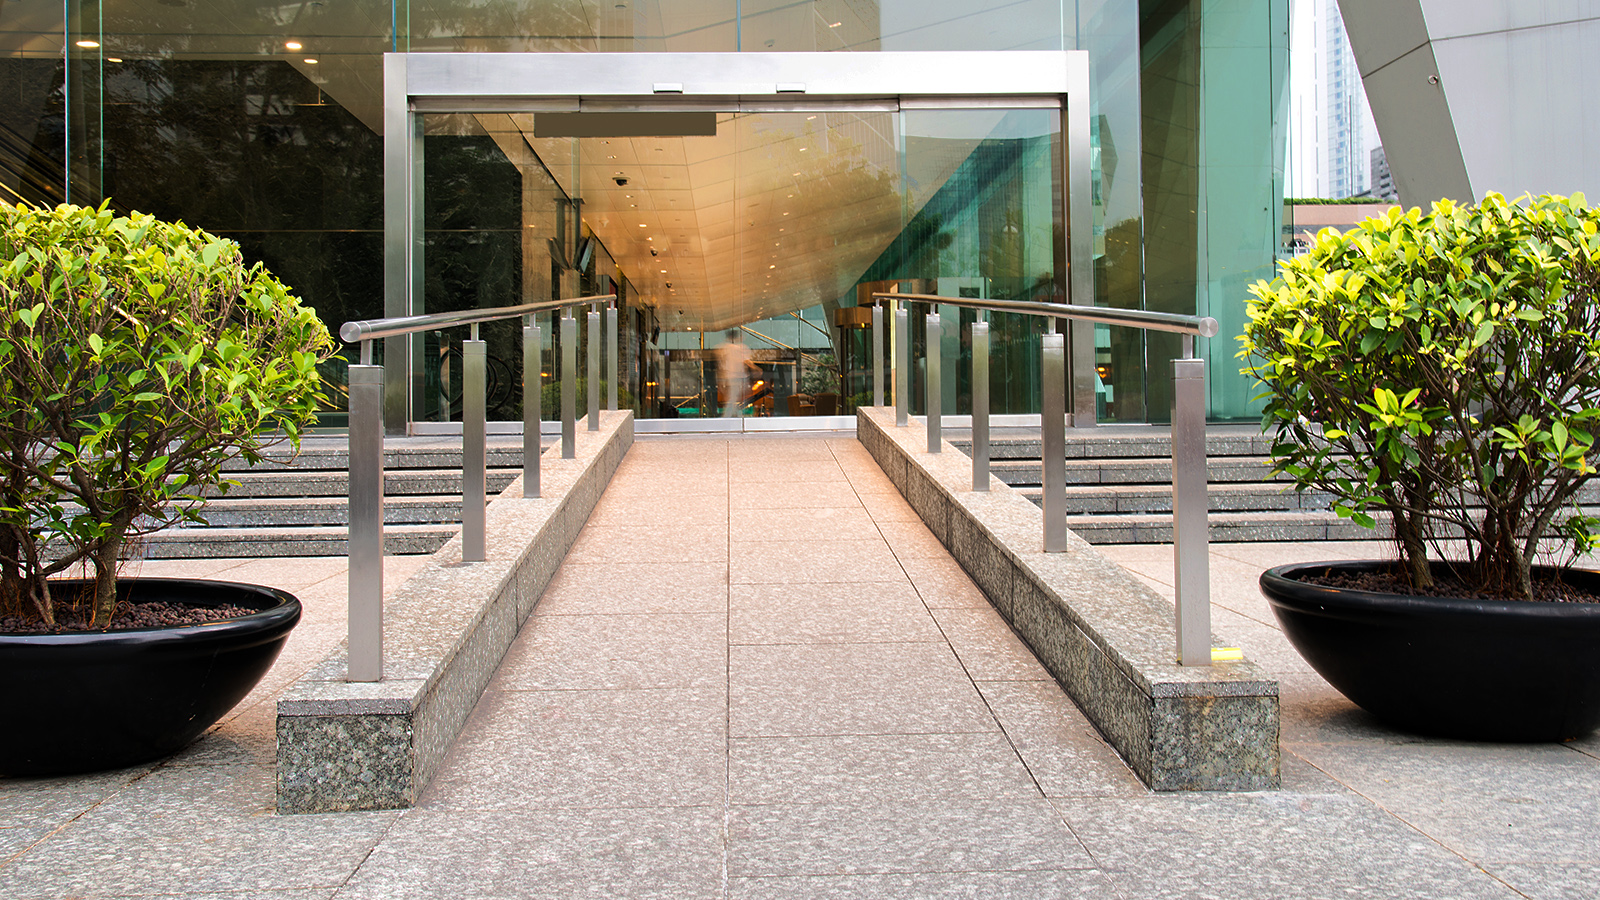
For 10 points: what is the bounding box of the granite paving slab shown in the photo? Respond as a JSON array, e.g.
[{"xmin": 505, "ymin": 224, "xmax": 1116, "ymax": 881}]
[{"xmin": 729, "ymin": 581, "xmax": 942, "ymax": 644}]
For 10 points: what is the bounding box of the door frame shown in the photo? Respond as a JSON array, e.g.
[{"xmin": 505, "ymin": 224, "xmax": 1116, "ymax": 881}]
[{"xmin": 383, "ymin": 50, "xmax": 1093, "ymax": 433}]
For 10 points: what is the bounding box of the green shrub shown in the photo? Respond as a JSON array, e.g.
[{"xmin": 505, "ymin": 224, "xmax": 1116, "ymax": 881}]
[
  {"xmin": 0, "ymin": 202, "xmax": 334, "ymax": 625},
  {"xmin": 1239, "ymin": 193, "xmax": 1600, "ymax": 599}
]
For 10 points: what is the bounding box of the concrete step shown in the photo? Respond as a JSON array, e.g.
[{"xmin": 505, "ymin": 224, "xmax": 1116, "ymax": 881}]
[
  {"xmin": 1049, "ymin": 482, "xmax": 1332, "ymax": 515},
  {"xmin": 954, "ymin": 430, "xmax": 1277, "ymax": 460},
  {"xmin": 991, "ymin": 456, "xmax": 1290, "ymax": 486},
  {"xmin": 138, "ymin": 523, "xmax": 456, "ymax": 558},
  {"xmin": 205, "ymin": 468, "xmax": 520, "ymax": 499},
  {"xmin": 194, "ymin": 496, "xmax": 466, "ymax": 528},
  {"xmin": 220, "ymin": 445, "xmax": 528, "ymax": 472},
  {"xmin": 1060, "ymin": 510, "xmax": 1389, "ymax": 544}
]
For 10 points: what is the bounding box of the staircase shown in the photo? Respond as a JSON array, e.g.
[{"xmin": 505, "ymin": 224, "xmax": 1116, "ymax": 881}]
[
  {"xmin": 137, "ymin": 436, "xmax": 530, "ymax": 559},
  {"xmin": 956, "ymin": 426, "xmax": 1376, "ymax": 544}
]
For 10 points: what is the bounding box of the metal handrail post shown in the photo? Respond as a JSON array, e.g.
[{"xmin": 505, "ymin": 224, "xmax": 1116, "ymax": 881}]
[
  {"xmin": 587, "ymin": 310, "xmax": 600, "ymax": 430},
  {"xmin": 606, "ymin": 304, "xmax": 618, "ymax": 411},
  {"xmin": 1172, "ymin": 353, "xmax": 1212, "ymax": 665},
  {"xmin": 1041, "ymin": 332, "xmax": 1068, "ymax": 552},
  {"xmin": 523, "ymin": 318, "xmax": 541, "ymax": 498},
  {"xmin": 872, "ymin": 304, "xmax": 884, "ymax": 407},
  {"xmin": 462, "ymin": 327, "xmax": 487, "ymax": 563},
  {"xmin": 926, "ymin": 312, "xmax": 942, "ymax": 453},
  {"xmin": 561, "ymin": 312, "xmax": 576, "ymax": 459},
  {"xmin": 894, "ymin": 304, "xmax": 909, "ymax": 426},
  {"xmin": 972, "ymin": 320, "xmax": 990, "ymax": 491},
  {"xmin": 347, "ymin": 357, "xmax": 385, "ymax": 682}
]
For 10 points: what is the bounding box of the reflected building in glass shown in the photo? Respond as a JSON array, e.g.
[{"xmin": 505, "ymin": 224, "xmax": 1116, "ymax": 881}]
[{"xmin": 0, "ymin": 0, "xmax": 1291, "ymax": 427}]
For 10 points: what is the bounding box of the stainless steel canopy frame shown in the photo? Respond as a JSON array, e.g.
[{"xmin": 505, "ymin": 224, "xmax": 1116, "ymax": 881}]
[{"xmin": 383, "ymin": 50, "xmax": 1095, "ymax": 434}]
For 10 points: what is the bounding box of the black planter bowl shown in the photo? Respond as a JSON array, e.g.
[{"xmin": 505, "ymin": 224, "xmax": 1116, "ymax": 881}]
[
  {"xmin": 1261, "ymin": 561, "xmax": 1600, "ymax": 742},
  {"xmin": 0, "ymin": 578, "xmax": 301, "ymax": 777}
]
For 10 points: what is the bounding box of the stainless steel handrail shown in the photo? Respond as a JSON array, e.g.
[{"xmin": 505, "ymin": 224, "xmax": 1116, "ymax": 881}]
[
  {"xmin": 872, "ymin": 291, "xmax": 1216, "ymax": 667},
  {"xmin": 339, "ymin": 294, "xmax": 615, "ymax": 345},
  {"xmin": 337, "ymin": 292, "xmax": 616, "ymax": 683},
  {"xmin": 879, "ymin": 292, "xmax": 1219, "ymax": 338}
]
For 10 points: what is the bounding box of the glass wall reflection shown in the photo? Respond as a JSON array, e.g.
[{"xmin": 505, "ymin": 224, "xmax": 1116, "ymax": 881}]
[{"xmin": 1, "ymin": 0, "xmax": 1290, "ymax": 426}]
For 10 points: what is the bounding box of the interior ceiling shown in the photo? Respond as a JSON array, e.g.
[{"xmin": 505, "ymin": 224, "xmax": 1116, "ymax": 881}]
[{"xmin": 502, "ymin": 110, "xmax": 979, "ymax": 333}]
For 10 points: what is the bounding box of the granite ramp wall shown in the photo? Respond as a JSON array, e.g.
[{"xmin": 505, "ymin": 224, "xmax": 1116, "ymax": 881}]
[
  {"xmin": 858, "ymin": 407, "xmax": 1279, "ymax": 791},
  {"xmin": 275, "ymin": 411, "xmax": 634, "ymax": 813}
]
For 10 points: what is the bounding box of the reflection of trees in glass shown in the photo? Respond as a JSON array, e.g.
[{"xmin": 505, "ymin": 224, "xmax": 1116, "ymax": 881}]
[
  {"xmin": 94, "ymin": 59, "xmax": 384, "ymax": 344},
  {"xmin": 0, "ymin": 60, "xmax": 69, "ymax": 207}
]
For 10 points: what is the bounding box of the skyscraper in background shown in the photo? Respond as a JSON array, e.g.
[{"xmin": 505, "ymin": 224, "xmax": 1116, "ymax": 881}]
[{"xmin": 1288, "ymin": 0, "xmax": 1379, "ymax": 199}]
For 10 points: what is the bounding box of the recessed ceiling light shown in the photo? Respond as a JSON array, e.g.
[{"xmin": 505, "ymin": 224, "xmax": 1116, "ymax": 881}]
[
  {"xmin": 798, "ymin": 147, "xmax": 807, "ymax": 152},
  {"xmin": 285, "ymin": 40, "xmax": 303, "ymax": 50},
  {"xmin": 107, "ymin": 56, "xmax": 123, "ymax": 62},
  {"xmin": 304, "ymin": 58, "xmax": 319, "ymax": 64},
  {"xmin": 807, "ymin": 115, "xmax": 816, "ymax": 120},
  {"xmin": 638, "ymin": 223, "xmax": 646, "ymax": 227},
  {"xmin": 75, "ymin": 40, "xmax": 100, "ymax": 48},
  {"xmin": 829, "ymin": 21, "xmax": 842, "ymax": 27}
]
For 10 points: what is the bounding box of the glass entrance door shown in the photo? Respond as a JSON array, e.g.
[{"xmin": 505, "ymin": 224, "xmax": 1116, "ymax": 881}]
[{"xmin": 386, "ymin": 51, "xmax": 1092, "ymax": 433}]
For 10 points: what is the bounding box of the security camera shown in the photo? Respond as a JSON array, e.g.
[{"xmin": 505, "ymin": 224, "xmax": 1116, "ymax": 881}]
[{"xmin": 614, "ymin": 176, "xmax": 628, "ymax": 186}]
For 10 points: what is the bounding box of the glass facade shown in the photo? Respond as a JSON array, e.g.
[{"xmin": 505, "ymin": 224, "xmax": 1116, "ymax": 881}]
[{"xmin": 1, "ymin": 0, "xmax": 1287, "ymax": 426}]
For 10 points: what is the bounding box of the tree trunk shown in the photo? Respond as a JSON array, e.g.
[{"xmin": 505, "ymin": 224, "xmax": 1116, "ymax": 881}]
[{"xmin": 91, "ymin": 535, "xmax": 122, "ymax": 626}]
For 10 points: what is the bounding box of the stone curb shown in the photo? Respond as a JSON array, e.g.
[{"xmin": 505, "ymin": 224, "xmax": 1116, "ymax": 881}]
[
  {"xmin": 273, "ymin": 412, "xmax": 634, "ymax": 813},
  {"xmin": 858, "ymin": 408, "xmax": 1279, "ymax": 791}
]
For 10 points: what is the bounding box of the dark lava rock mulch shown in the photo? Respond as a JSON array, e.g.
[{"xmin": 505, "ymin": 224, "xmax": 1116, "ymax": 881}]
[
  {"xmin": 1302, "ymin": 567, "xmax": 1600, "ymax": 604},
  {"xmin": 0, "ymin": 601, "xmax": 255, "ymax": 634}
]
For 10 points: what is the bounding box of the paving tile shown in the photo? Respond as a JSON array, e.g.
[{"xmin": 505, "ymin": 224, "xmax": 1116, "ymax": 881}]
[
  {"xmin": 729, "ymin": 505, "xmax": 881, "ymax": 543},
  {"xmin": 975, "ymin": 680, "xmax": 1145, "ymax": 799},
  {"xmin": 1055, "ymin": 793, "xmax": 1523, "ymax": 900},
  {"xmin": 1482, "ymin": 863, "xmax": 1600, "ymax": 900},
  {"xmin": 585, "ymin": 495, "xmax": 728, "ymax": 526},
  {"xmin": 731, "ymin": 643, "xmax": 998, "ymax": 737},
  {"xmin": 727, "ymin": 440, "xmax": 837, "ymax": 461},
  {"xmin": 0, "ymin": 825, "xmax": 49, "ymax": 860},
  {"xmin": 841, "ymin": 468, "xmax": 899, "ymax": 494},
  {"xmin": 730, "ymin": 870, "xmax": 1116, "ymax": 900},
  {"xmin": 424, "ymin": 687, "xmax": 726, "ymax": 810},
  {"xmin": 731, "ymin": 480, "xmax": 864, "ymax": 509},
  {"xmin": 931, "ymin": 607, "xmax": 1053, "ymax": 681},
  {"xmin": 730, "ymin": 539, "xmax": 905, "ymax": 584},
  {"xmin": 533, "ymin": 561, "xmax": 728, "ymax": 615},
  {"xmin": 874, "ymin": 520, "xmax": 947, "ymax": 558},
  {"xmin": 729, "ymin": 459, "xmax": 845, "ymax": 483},
  {"xmin": 1289, "ymin": 740, "xmax": 1600, "ymax": 864},
  {"xmin": 0, "ymin": 767, "xmax": 149, "ymax": 830},
  {"xmin": 729, "ymin": 732, "xmax": 1041, "ymax": 804},
  {"xmin": 899, "ymin": 556, "xmax": 992, "ymax": 608},
  {"xmin": 493, "ymin": 613, "xmax": 727, "ymax": 690},
  {"xmin": 336, "ymin": 807, "xmax": 724, "ymax": 899},
  {"xmin": 0, "ymin": 766, "xmax": 397, "ymax": 899},
  {"xmin": 858, "ymin": 489, "xmax": 921, "ymax": 523},
  {"xmin": 729, "ymin": 581, "xmax": 942, "ymax": 645},
  {"xmin": 728, "ymin": 798, "xmax": 1093, "ymax": 877},
  {"xmin": 567, "ymin": 524, "xmax": 729, "ymax": 563},
  {"xmin": 58, "ymin": 892, "xmax": 337, "ymax": 900}
]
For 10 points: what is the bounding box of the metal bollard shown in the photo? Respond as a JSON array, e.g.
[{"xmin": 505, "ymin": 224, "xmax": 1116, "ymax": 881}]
[
  {"xmin": 1041, "ymin": 332, "xmax": 1068, "ymax": 552},
  {"xmin": 1172, "ymin": 355, "xmax": 1212, "ymax": 665},
  {"xmin": 972, "ymin": 320, "xmax": 990, "ymax": 491},
  {"xmin": 587, "ymin": 309, "xmax": 600, "ymax": 430},
  {"xmin": 895, "ymin": 305, "xmax": 909, "ymax": 427},
  {"xmin": 562, "ymin": 312, "xmax": 576, "ymax": 459},
  {"xmin": 872, "ymin": 304, "xmax": 884, "ymax": 408},
  {"xmin": 606, "ymin": 304, "xmax": 618, "ymax": 411},
  {"xmin": 462, "ymin": 330, "xmax": 486, "ymax": 563},
  {"xmin": 926, "ymin": 312, "xmax": 942, "ymax": 453},
  {"xmin": 347, "ymin": 359, "xmax": 385, "ymax": 682},
  {"xmin": 523, "ymin": 319, "xmax": 541, "ymax": 498}
]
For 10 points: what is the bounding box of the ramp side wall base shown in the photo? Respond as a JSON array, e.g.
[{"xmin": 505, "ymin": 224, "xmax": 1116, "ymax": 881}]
[
  {"xmin": 275, "ymin": 411, "xmax": 634, "ymax": 813},
  {"xmin": 857, "ymin": 408, "xmax": 1279, "ymax": 791}
]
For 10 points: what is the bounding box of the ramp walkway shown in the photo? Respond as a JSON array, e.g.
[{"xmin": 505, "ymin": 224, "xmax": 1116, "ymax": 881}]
[
  {"xmin": 396, "ymin": 434, "xmax": 1140, "ymax": 894},
  {"xmin": 2, "ymin": 435, "xmax": 1594, "ymax": 899}
]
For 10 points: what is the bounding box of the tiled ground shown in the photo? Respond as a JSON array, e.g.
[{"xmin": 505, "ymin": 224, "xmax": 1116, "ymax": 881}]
[{"xmin": 2, "ymin": 434, "xmax": 1597, "ymax": 899}]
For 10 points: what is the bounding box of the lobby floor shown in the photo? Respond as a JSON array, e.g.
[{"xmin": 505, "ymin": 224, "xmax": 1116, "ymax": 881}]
[{"xmin": 2, "ymin": 435, "xmax": 1596, "ymax": 899}]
